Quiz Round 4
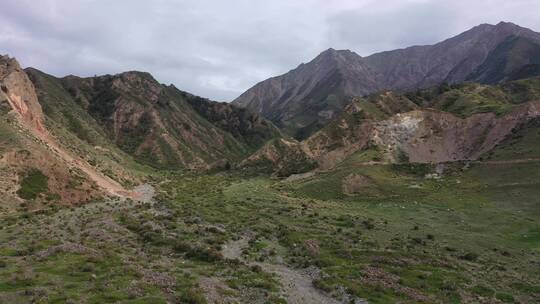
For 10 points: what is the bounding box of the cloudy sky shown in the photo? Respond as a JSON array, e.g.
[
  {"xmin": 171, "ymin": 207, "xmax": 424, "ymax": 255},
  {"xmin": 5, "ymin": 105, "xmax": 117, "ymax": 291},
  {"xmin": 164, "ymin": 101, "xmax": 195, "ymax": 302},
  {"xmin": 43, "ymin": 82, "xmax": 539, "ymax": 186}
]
[{"xmin": 1, "ymin": 0, "xmax": 539, "ymax": 101}]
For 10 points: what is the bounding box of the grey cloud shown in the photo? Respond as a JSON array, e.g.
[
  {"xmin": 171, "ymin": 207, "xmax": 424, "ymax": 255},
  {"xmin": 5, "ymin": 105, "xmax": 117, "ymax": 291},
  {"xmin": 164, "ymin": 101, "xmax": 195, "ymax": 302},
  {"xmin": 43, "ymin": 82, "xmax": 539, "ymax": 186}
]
[{"xmin": 0, "ymin": 0, "xmax": 539, "ymax": 101}]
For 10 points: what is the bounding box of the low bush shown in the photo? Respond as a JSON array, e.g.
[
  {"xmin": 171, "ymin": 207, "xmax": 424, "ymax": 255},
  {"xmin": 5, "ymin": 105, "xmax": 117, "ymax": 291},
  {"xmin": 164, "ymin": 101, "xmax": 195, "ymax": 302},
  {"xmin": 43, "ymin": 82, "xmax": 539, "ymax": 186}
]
[{"xmin": 17, "ymin": 169, "xmax": 49, "ymax": 200}]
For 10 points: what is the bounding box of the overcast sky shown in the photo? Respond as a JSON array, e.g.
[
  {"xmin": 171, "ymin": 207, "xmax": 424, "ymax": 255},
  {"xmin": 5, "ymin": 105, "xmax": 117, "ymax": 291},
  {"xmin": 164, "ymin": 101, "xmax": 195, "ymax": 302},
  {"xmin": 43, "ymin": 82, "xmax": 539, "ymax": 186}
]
[{"xmin": 1, "ymin": 0, "xmax": 539, "ymax": 101}]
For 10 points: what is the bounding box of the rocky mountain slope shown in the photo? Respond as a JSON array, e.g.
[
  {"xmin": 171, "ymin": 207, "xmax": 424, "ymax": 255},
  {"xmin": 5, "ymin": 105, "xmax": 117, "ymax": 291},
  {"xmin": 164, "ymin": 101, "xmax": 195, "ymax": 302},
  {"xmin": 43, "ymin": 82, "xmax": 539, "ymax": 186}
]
[
  {"xmin": 0, "ymin": 55, "xmax": 132, "ymax": 211},
  {"xmin": 27, "ymin": 69, "xmax": 279, "ymax": 170},
  {"xmin": 1, "ymin": 54, "xmax": 279, "ymax": 210},
  {"xmin": 234, "ymin": 22, "xmax": 540, "ymax": 138},
  {"xmin": 245, "ymin": 77, "xmax": 540, "ymax": 174}
]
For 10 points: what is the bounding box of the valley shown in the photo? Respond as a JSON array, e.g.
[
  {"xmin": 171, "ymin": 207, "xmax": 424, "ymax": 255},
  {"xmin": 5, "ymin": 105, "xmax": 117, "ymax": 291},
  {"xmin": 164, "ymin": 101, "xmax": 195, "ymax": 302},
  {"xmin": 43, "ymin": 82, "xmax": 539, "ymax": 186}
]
[
  {"xmin": 1, "ymin": 161, "xmax": 538, "ymax": 303},
  {"xmin": 1, "ymin": 19, "xmax": 540, "ymax": 304}
]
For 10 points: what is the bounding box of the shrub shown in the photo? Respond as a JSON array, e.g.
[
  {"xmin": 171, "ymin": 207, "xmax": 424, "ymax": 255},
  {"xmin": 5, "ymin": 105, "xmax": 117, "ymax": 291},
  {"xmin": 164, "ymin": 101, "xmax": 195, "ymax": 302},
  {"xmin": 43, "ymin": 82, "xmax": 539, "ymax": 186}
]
[
  {"xmin": 185, "ymin": 246, "xmax": 222, "ymax": 262},
  {"xmin": 495, "ymin": 292, "xmax": 515, "ymax": 303},
  {"xmin": 17, "ymin": 169, "xmax": 49, "ymax": 200},
  {"xmin": 141, "ymin": 231, "xmax": 167, "ymax": 246},
  {"xmin": 471, "ymin": 285, "xmax": 494, "ymax": 297},
  {"xmin": 178, "ymin": 289, "xmax": 207, "ymax": 304},
  {"xmin": 173, "ymin": 240, "xmax": 193, "ymax": 253},
  {"xmin": 391, "ymin": 163, "xmax": 431, "ymax": 176},
  {"xmin": 459, "ymin": 252, "xmax": 479, "ymax": 261},
  {"xmin": 362, "ymin": 220, "xmax": 375, "ymax": 230},
  {"xmin": 312, "ymin": 278, "xmax": 333, "ymax": 293}
]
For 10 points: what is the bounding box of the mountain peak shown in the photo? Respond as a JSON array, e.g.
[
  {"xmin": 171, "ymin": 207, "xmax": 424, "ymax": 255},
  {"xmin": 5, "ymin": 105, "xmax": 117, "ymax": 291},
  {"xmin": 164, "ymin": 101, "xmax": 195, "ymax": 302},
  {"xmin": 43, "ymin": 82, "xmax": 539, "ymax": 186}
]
[
  {"xmin": 496, "ymin": 21, "xmax": 520, "ymax": 28},
  {"xmin": 0, "ymin": 54, "xmax": 23, "ymax": 77},
  {"xmin": 317, "ymin": 48, "xmax": 359, "ymax": 58},
  {"xmin": 493, "ymin": 21, "xmax": 530, "ymax": 32},
  {"xmin": 312, "ymin": 48, "xmax": 362, "ymax": 67},
  {"xmin": 315, "ymin": 48, "xmax": 340, "ymax": 60},
  {"xmin": 464, "ymin": 21, "xmax": 534, "ymax": 37}
]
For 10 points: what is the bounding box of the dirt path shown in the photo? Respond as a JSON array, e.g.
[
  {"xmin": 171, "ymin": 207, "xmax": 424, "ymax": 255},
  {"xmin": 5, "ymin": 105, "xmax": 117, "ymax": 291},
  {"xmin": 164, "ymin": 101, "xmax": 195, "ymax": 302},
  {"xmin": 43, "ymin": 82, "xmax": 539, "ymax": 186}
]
[
  {"xmin": 0, "ymin": 183, "xmax": 155, "ymax": 219},
  {"xmin": 132, "ymin": 183, "xmax": 156, "ymax": 203},
  {"xmin": 221, "ymin": 236, "xmax": 349, "ymax": 304},
  {"xmin": 259, "ymin": 263, "xmax": 343, "ymax": 304},
  {"xmin": 221, "ymin": 235, "xmax": 250, "ymax": 260}
]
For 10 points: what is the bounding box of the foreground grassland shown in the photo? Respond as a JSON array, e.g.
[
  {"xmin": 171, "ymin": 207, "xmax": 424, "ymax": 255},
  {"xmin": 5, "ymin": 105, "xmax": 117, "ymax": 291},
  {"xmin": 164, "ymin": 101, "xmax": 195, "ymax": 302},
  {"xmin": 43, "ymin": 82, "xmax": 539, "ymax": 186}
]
[{"xmin": 0, "ymin": 162, "xmax": 539, "ymax": 303}]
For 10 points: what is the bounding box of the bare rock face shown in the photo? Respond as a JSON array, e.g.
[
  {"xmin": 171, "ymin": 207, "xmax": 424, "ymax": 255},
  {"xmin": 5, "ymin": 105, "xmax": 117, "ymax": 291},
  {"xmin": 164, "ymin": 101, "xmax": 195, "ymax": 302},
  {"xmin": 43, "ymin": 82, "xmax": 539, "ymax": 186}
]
[
  {"xmin": 372, "ymin": 101, "xmax": 540, "ymax": 163},
  {"xmin": 234, "ymin": 22, "xmax": 540, "ymax": 138},
  {"xmin": 0, "ymin": 56, "xmax": 100, "ymax": 206},
  {"xmin": 0, "ymin": 55, "xmax": 45, "ymax": 134}
]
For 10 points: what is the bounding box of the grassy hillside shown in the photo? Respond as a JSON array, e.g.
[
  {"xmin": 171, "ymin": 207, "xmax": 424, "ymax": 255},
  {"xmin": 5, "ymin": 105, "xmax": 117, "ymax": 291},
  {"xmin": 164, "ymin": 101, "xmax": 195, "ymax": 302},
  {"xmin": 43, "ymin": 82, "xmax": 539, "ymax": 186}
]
[
  {"xmin": 404, "ymin": 77, "xmax": 540, "ymax": 117},
  {"xmin": 483, "ymin": 117, "xmax": 540, "ymax": 160},
  {"xmin": 279, "ymin": 161, "xmax": 540, "ymax": 303},
  {"xmin": 1, "ymin": 160, "xmax": 538, "ymax": 303},
  {"xmin": 25, "ymin": 69, "xmax": 148, "ymax": 186}
]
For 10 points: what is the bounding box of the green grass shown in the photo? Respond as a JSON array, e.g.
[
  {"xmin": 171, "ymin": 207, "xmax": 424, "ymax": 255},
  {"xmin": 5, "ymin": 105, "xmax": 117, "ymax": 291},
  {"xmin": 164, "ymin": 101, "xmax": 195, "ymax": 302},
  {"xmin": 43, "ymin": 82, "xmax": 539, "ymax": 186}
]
[
  {"xmin": 16, "ymin": 169, "xmax": 49, "ymax": 200},
  {"xmin": 0, "ymin": 119, "xmax": 19, "ymax": 153},
  {"xmin": 485, "ymin": 118, "xmax": 540, "ymax": 160},
  {"xmin": 1, "ymin": 161, "xmax": 539, "ymax": 303}
]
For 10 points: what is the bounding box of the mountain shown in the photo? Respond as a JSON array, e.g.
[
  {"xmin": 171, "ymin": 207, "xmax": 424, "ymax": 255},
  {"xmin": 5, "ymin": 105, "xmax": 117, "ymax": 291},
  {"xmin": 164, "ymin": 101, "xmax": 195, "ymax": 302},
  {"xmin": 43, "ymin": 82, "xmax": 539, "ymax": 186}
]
[
  {"xmin": 0, "ymin": 54, "xmax": 279, "ymax": 210},
  {"xmin": 246, "ymin": 77, "xmax": 540, "ymax": 174},
  {"xmin": 26, "ymin": 68, "xmax": 279, "ymax": 171},
  {"xmin": 0, "ymin": 55, "xmax": 134, "ymax": 209},
  {"xmin": 234, "ymin": 22, "xmax": 540, "ymax": 139},
  {"xmin": 466, "ymin": 36, "xmax": 540, "ymax": 83},
  {"xmin": 233, "ymin": 49, "xmax": 380, "ymax": 138}
]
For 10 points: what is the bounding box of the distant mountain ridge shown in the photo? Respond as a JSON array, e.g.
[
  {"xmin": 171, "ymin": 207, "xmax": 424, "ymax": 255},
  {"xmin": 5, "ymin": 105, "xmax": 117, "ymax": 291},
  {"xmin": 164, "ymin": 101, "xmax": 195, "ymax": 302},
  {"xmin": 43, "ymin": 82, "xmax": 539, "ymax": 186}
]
[{"xmin": 233, "ymin": 22, "xmax": 540, "ymax": 138}]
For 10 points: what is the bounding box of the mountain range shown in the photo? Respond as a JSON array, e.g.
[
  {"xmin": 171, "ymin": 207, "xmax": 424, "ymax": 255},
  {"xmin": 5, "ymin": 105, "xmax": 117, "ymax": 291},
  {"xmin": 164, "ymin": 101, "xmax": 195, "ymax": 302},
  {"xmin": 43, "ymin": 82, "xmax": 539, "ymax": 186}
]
[
  {"xmin": 1, "ymin": 21, "xmax": 540, "ymax": 204},
  {"xmin": 233, "ymin": 22, "xmax": 540, "ymax": 139},
  {"xmin": 2, "ymin": 20, "xmax": 540, "ymax": 304}
]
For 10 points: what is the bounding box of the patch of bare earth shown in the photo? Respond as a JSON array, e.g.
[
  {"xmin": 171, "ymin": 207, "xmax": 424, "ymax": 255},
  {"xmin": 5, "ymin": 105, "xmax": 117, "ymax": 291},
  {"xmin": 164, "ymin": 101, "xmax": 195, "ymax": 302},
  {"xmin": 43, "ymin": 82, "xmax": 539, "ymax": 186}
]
[
  {"xmin": 342, "ymin": 173, "xmax": 372, "ymax": 195},
  {"xmin": 221, "ymin": 234, "xmax": 351, "ymax": 304},
  {"xmin": 35, "ymin": 242, "xmax": 98, "ymax": 260},
  {"xmin": 199, "ymin": 277, "xmax": 237, "ymax": 304}
]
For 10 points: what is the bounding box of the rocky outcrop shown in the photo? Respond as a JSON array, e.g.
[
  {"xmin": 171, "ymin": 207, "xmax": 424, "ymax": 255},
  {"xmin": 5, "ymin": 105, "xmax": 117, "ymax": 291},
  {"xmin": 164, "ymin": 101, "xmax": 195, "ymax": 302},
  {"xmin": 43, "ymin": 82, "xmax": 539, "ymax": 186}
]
[
  {"xmin": 372, "ymin": 100, "xmax": 540, "ymax": 163},
  {"xmin": 0, "ymin": 55, "xmax": 45, "ymax": 134}
]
